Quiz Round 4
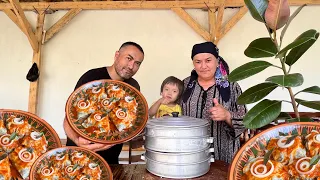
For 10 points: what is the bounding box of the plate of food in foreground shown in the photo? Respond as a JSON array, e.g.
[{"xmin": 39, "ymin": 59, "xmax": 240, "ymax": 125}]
[
  {"xmin": 0, "ymin": 109, "xmax": 61, "ymax": 180},
  {"xmin": 229, "ymin": 122, "xmax": 320, "ymax": 180},
  {"xmin": 29, "ymin": 146, "xmax": 113, "ymax": 180},
  {"xmin": 65, "ymin": 79, "xmax": 148, "ymax": 144}
]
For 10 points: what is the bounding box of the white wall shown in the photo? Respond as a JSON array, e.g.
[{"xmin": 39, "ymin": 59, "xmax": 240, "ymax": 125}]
[{"xmin": 0, "ymin": 7, "xmax": 319, "ymax": 138}]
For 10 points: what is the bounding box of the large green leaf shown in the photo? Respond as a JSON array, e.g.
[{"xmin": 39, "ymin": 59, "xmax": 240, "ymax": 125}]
[
  {"xmin": 299, "ymin": 86, "xmax": 320, "ymax": 95},
  {"xmin": 237, "ymin": 82, "xmax": 278, "ymax": 104},
  {"xmin": 280, "ymin": 4, "xmax": 306, "ymax": 44},
  {"xmin": 266, "ymin": 73, "xmax": 304, "ymax": 87},
  {"xmin": 245, "ymin": 38, "xmax": 278, "ymax": 58},
  {"xmin": 244, "ymin": 99, "xmax": 282, "ymax": 129},
  {"xmin": 277, "ymin": 29, "xmax": 319, "ymax": 58},
  {"xmin": 300, "ymin": 101, "xmax": 320, "ymax": 111},
  {"xmin": 229, "ymin": 61, "xmax": 273, "ymax": 82},
  {"xmin": 286, "ymin": 32, "xmax": 319, "ymax": 66},
  {"xmin": 244, "ymin": 0, "xmax": 268, "ymax": 22}
]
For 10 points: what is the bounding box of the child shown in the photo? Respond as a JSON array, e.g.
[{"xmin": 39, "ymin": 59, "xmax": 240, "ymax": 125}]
[{"xmin": 149, "ymin": 76, "xmax": 184, "ymax": 118}]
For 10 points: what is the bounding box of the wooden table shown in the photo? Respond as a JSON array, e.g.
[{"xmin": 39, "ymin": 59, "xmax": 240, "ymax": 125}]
[{"xmin": 110, "ymin": 161, "xmax": 229, "ymax": 180}]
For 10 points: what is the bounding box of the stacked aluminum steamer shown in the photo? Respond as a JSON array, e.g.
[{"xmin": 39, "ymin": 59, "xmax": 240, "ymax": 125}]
[{"xmin": 143, "ymin": 112, "xmax": 214, "ymax": 179}]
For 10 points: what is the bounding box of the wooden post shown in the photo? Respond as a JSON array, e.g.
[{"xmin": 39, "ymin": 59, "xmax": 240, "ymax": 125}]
[
  {"xmin": 28, "ymin": 9, "xmax": 81, "ymax": 113},
  {"xmin": 214, "ymin": 4, "xmax": 224, "ymax": 44},
  {"xmin": 208, "ymin": 8, "xmax": 217, "ymax": 42},
  {"xmin": 28, "ymin": 12, "xmax": 45, "ymax": 114}
]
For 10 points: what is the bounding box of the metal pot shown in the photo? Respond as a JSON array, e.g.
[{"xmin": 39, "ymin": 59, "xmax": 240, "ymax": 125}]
[
  {"xmin": 144, "ymin": 135, "xmax": 213, "ymax": 152},
  {"xmin": 143, "ymin": 156, "xmax": 214, "ymax": 179},
  {"xmin": 146, "ymin": 115, "xmax": 209, "ymax": 138},
  {"xmin": 145, "ymin": 146, "xmax": 214, "ymax": 164}
]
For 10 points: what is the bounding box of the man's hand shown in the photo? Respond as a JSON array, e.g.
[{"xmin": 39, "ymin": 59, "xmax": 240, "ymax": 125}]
[
  {"xmin": 74, "ymin": 136, "xmax": 91, "ymax": 146},
  {"xmin": 74, "ymin": 137, "xmax": 114, "ymax": 152},
  {"xmin": 94, "ymin": 144, "xmax": 114, "ymax": 152}
]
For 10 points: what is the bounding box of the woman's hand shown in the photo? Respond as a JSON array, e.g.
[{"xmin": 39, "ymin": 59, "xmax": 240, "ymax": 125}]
[{"xmin": 208, "ymin": 99, "xmax": 232, "ymax": 125}]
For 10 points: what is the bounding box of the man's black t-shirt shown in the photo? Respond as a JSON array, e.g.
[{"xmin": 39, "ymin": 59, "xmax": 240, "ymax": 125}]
[{"xmin": 66, "ymin": 67, "xmax": 140, "ymax": 164}]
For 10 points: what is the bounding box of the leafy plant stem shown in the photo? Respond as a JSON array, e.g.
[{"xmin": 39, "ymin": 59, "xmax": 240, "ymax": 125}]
[
  {"xmin": 282, "ymin": 59, "xmax": 300, "ymax": 119},
  {"xmin": 236, "ymin": 2, "xmax": 318, "ymax": 129},
  {"xmin": 288, "ymin": 87, "xmax": 300, "ymax": 119},
  {"xmin": 265, "ymin": 23, "xmax": 274, "ymax": 41},
  {"xmin": 273, "ymin": 31, "xmax": 279, "ymax": 48},
  {"xmin": 280, "ymin": 58, "xmax": 287, "ymax": 75},
  {"xmin": 283, "ymin": 60, "xmax": 300, "ymax": 119},
  {"xmin": 273, "ymin": 28, "xmax": 300, "ymax": 121}
]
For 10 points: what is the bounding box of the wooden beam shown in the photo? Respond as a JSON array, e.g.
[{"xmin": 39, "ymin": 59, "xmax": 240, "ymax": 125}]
[
  {"xmin": 0, "ymin": 0, "xmax": 319, "ymax": 10},
  {"xmin": 288, "ymin": 0, "xmax": 320, "ymax": 5},
  {"xmin": 0, "ymin": 1, "xmax": 223, "ymax": 11},
  {"xmin": 208, "ymin": 8, "xmax": 216, "ymax": 42},
  {"xmin": 28, "ymin": 12, "xmax": 45, "ymax": 114},
  {"xmin": 172, "ymin": 7, "xmax": 210, "ymax": 41},
  {"xmin": 219, "ymin": 6, "xmax": 247, "ymax": 40},
  {"xmin": 214, "ymin": 4, "xmax": 224, "ymax": 44},
  {"xmin": 0, "ymin": 1, "xmax": 218, "ymax": 10},
  {"xmin": 44, "ymin": 8, "xmax": 82, "ymax": 43},
  {"xmin": 3, "ymin": 9, "xmax": 27, "ymax": 35},
  {"xmin": 9, "ymin": 0, "xmax": 38, "ymax": 51}
]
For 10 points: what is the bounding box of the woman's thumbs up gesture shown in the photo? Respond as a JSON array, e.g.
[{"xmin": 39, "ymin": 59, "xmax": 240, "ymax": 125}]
[{"xmin": 208, "ymin": 98, "xmax": 231, "ymax": 123}]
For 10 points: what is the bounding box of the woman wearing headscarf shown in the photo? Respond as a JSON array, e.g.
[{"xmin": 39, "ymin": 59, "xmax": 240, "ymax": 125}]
[{"xmin": 181, "ymin": 42, "xmax": 247, "ymax": 163}]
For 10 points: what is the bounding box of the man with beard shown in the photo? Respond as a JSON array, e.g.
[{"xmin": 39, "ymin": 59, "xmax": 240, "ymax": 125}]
[{"xmin": 63, "ymin": 41, "xmax": 144, "ymax": 164}]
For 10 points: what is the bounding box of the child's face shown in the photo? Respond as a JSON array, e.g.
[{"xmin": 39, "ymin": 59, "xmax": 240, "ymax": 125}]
[{"xmin": 161, "ymin": 83, "xmax": 180, "ymax": 104}]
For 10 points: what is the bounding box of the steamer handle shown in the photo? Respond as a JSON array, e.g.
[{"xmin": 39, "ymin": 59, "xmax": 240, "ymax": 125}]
[
  {"xmin": 205, "ymin": 148, "xmax": 215, "ymax": 154},
  {"xmin": 141, "ymin": 155, "xmax": 146, "ymax": 161},
  {"xmin": 207, "ymin": 137, "xmax": 214, "ymax": 143},
  {"xmin": 171, "ymin": 112, "xmax": 179, "ymax": 117}
]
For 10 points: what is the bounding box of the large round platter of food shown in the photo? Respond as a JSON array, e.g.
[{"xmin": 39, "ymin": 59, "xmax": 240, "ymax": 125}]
[
  {"xmin": 229, "ymin": 122, "xmax": 320, "ymax": 180},
  {"xmin": 29, "ymin": 146, "xmax": 113, "ymax": 180},
  {"xmin": 0, "ymin": 109, "xmax": 62, "ymax": 179},
  {"xmin": 65, "ymin": 79, "xmax": 148, "ymax": 144}
]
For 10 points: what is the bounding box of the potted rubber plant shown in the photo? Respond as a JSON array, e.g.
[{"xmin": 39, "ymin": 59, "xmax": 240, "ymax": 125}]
[{"xmin": 228, "ymin": 0, "xmax": 320, "ymax": 129}]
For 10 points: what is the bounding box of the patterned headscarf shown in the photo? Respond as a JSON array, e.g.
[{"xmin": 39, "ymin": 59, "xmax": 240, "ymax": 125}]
[
  {"xmin": 182, "ymin": 42, "xmax": 230, "ymax": 103},
  {"xmin": 215, "ymin": 56, "xmax": 229, "ymax": 88}
]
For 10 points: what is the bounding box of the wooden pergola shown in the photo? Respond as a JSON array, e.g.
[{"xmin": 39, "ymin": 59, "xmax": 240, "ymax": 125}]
[{"xmin": 0, "ymin": 0, "xmax": 319, "ymax": 115}]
